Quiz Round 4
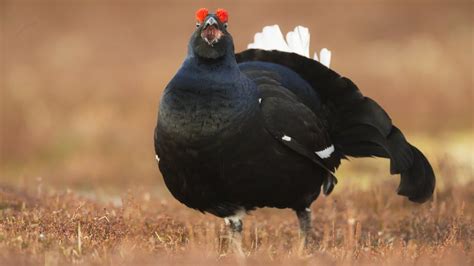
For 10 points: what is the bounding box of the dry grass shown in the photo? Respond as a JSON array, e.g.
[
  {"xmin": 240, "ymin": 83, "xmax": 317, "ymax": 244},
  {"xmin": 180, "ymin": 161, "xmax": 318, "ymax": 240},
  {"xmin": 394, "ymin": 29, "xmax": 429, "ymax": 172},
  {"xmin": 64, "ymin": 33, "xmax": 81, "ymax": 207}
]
[
  {"xmin": 1, "ymin": 174, "xmax": 472, "ymax": 265},
  {"xmin": 1, "ymin": 136, "xmax": 472, "ymax": 266}
]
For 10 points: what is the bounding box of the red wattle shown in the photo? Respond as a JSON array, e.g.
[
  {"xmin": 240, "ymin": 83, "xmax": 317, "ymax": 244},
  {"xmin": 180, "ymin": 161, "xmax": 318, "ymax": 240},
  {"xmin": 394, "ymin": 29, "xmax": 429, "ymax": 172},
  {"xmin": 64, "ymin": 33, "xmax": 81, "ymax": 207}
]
[
  {"xmin": 216, "ymin": 8, "xmax": 228, "ymax": 23},
  {"xmin": 196, "ymin": 8, "xmax": 209, "ymax": 23}
]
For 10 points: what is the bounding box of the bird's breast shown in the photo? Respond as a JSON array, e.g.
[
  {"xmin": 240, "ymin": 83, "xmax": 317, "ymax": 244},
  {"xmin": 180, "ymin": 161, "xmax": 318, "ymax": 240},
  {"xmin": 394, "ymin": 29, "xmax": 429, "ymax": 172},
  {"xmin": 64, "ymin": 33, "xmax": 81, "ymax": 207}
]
[{"xmin": 157, "ymin": 84, "xmax": 258, "ymax": 147}]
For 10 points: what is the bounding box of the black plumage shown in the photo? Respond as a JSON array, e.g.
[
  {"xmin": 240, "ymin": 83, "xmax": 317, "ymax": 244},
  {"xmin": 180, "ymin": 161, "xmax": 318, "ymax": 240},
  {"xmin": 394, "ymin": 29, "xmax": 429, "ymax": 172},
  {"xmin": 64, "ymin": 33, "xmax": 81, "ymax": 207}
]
[{"xmin": 154, "ymin": 11, "xmax": 436, "ymax": 243}]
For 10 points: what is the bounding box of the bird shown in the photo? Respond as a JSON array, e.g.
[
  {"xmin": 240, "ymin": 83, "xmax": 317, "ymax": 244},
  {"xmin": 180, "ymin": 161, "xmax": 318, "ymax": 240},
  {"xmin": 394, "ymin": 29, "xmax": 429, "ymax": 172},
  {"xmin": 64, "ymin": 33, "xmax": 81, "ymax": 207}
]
[{"xmin": 153, "ymin": 8, "xmax": 436, "ymax": 249}]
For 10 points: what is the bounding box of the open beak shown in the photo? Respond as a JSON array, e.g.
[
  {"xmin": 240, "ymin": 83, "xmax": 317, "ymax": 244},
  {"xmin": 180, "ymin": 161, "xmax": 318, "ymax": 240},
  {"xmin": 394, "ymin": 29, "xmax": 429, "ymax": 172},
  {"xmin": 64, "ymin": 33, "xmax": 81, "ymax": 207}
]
[{"xmin": 201, "ymin": 16, "xmax": 223, "ymax": 46}]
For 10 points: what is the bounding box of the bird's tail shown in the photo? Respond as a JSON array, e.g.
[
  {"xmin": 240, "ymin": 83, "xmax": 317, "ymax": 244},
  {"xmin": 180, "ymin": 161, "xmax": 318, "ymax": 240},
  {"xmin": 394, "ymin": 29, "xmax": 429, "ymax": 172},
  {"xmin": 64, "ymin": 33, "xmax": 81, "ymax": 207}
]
[
  {"xmin": 397, "ymin": 145, "xmax": 436, "ymax": 203},
  {"xmin": 330, "ymin": 92, "xmax": 436, "ymax": 203}
]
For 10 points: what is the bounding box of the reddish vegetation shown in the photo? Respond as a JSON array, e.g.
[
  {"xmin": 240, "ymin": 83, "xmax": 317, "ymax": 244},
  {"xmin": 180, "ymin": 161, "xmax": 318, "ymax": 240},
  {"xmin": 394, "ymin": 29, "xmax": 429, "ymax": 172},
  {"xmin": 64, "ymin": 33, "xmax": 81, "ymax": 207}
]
[{"xmin": 1, "ymin": 178, "xmax": 472, "ymax": 265}]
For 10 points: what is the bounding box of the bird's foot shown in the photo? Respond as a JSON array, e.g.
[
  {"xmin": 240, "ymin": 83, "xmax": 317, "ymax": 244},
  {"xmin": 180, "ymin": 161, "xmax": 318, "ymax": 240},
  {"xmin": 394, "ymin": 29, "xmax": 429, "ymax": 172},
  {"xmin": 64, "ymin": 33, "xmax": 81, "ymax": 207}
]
[
  {"xmin": 229, "ymin": 231, "xmax": 245, "ymax": 257},
  {"xmin": 301, "ymin": 230, "xmax": 318, "ymax": 247}
]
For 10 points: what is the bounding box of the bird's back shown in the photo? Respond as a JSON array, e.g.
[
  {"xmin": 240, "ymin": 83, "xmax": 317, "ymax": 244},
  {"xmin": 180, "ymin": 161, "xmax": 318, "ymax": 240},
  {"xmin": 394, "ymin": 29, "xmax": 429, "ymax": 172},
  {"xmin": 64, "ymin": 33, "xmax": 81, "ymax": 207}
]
[{"xmin": 238, "ymin": 61, "xmax": 323, "ymax": 113}]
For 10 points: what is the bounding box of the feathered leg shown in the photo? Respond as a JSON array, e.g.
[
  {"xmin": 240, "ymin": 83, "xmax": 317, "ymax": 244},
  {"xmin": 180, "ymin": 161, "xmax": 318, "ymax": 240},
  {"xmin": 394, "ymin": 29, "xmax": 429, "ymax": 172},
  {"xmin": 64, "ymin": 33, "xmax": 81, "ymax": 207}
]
[
  {"xmin": 296, "ymin": 208, "xmax": 316, "ymax": 248},
  {"xmin": 224, "ymin": 215, "xmax": 244, "ymax": 256}
]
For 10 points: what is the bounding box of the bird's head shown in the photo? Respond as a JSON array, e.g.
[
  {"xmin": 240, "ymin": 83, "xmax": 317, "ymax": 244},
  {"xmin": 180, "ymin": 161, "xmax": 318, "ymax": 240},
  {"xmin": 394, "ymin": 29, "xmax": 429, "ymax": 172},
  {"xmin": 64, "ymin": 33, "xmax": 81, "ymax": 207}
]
[{"xmin": 190, "ymin": 8, "xmax": 233, "ymax": 60}]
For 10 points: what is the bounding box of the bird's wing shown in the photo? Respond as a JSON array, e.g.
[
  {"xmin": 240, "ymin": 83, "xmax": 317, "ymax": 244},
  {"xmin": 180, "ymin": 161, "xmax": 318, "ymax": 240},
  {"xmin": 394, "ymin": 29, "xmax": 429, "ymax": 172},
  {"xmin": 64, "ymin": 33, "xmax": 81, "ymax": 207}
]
[
  {"xmin": 236, "ymin": 49, "xmax": 398, "ymax": 165},
  {"xmin": 236, "ymin": 49, "xmax": 435, "ymax": 203},
  {"xmin": 244, "ymin": 68, "xmax": 340, "ymax": 195}
]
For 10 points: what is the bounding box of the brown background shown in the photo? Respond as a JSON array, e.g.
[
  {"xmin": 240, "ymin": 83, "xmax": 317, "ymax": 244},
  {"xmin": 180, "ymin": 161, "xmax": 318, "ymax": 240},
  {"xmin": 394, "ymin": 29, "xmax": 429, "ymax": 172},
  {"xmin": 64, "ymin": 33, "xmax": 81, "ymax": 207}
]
[{"xmin": 1, "ymin": 0, "xmax": 472, "ymax": 192}]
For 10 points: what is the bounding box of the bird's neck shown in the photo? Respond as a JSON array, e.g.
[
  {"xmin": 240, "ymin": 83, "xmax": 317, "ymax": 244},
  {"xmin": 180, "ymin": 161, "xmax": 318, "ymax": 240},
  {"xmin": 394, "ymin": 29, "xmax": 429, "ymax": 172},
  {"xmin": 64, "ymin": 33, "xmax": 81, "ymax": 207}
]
[
  {"xmin": 169, "ymin": 53, "xmax": 248, "ymax": 97},
  {"xmin": 185, "ymin": 51, "xmax": 241, "ymax": 80}
]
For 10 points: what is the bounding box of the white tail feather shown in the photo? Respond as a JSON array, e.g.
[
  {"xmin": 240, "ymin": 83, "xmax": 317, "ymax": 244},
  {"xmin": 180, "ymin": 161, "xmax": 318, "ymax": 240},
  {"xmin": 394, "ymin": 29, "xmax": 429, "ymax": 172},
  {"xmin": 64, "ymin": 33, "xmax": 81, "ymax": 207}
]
[
  {"xmin": 247, "ymin": 25, "xmax": 332, "ymax": 68},
  {"xmin": 286, "ymin": 26, "xmax": 310, "ymax": 58},
  {"xmin": 313, "ymin": 52, "xmax": 319, "ymax": 61},
  {"xmin": 248, "ymin": 25, "xmax": 290, "ymax": 52},
  {"xmin": 319, "ymin": 48, "xmax": 331, "ymax": 68},
  {"xmin": 262, "ymin": 25, "xmax": 289, "ymax": 51}
]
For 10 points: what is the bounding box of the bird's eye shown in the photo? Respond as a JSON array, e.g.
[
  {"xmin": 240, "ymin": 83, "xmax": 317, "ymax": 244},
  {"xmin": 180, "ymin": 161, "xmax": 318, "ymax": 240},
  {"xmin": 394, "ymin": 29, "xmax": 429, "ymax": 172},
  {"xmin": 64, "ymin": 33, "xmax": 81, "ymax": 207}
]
[
  {"xmin": 196, "ymin": 22, "xmax": 201, "ymax": 28},
  {"xmin": 224, "ymin": 23, "xmax": 228, "ymax": 29}
]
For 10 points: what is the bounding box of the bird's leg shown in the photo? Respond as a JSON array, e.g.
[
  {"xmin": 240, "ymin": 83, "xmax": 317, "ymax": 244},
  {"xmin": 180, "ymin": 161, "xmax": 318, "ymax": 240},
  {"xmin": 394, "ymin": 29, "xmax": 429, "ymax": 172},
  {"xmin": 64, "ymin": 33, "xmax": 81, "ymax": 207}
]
[
  {"xmin": 225, "ymin": 216, "xmax": 244, "ymax": 257},
  {"xmin": 296, "ymin": 208, "xmax": 316, "ymax": 248}
]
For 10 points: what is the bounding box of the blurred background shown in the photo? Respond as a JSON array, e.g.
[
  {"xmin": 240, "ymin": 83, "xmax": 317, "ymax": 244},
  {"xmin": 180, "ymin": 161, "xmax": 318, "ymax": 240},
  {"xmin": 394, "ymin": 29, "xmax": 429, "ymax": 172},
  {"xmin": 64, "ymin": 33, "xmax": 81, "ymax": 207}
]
[{"xmin": 1, "ymin": 0, "xmax": 472, "ymax": 196}]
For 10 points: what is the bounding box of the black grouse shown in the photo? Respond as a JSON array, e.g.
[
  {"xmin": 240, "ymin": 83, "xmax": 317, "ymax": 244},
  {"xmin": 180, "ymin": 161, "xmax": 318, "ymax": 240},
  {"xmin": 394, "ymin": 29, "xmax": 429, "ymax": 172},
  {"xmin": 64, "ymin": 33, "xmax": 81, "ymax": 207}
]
[{"xmin": 153, "ymin": 8, "xmax": 436, "ymax": 246}]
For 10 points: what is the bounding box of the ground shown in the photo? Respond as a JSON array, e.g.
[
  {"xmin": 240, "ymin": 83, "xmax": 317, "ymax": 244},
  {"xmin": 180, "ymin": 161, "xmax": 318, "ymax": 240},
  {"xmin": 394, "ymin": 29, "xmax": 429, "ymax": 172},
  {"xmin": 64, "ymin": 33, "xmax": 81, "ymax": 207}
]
[{"xmin": 1, "ymin": 147, "xmax": 472, "ymax": 265}]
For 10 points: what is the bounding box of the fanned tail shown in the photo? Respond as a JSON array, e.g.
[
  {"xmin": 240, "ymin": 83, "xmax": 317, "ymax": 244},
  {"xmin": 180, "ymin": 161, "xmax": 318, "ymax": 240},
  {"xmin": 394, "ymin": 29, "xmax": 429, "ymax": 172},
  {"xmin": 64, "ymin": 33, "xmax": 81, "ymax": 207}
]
[{"xmin": 332, "ymin": 97, "xmax": 436, "ymax": 203}]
